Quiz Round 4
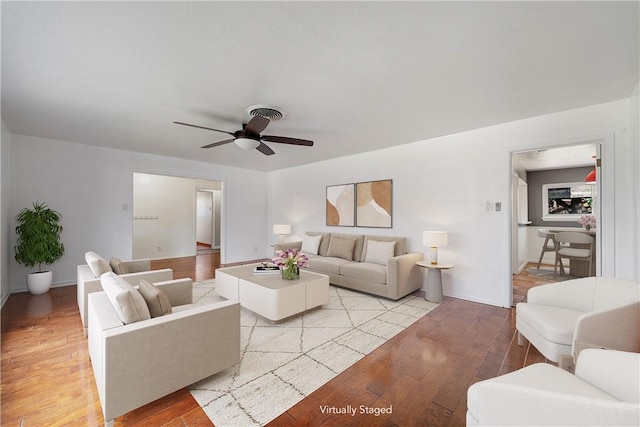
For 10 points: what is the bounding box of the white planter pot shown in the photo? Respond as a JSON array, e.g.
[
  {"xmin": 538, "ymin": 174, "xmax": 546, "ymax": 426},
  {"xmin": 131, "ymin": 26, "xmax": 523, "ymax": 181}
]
[{"xmin": 27, "ymin": 271, "xmax": 53, "ymax": 295}]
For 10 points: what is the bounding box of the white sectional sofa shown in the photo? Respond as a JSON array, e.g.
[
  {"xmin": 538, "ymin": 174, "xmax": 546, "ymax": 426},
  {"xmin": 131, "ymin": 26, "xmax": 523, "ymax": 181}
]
[
  {"xmin": 88, "ymin": 272, "xmax": 240, "ymax": 425},
  {"xmin": 467, "ymin": 349, "xmax": 640, "ymax": 426},
  {"xmin": 275, "ymin": 231, "xmax": 423, "ymax": 300},
  {"xmin": 77, "ymin": 251, "xmax": 186, "ymax": 336}
]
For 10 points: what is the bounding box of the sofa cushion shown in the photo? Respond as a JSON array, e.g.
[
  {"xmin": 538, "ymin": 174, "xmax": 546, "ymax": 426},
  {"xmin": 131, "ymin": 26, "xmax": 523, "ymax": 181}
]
[
  {"xmin": 308, "ymin": 256, "xmax": 353, "ymax": 275},
  {"xmin": 138, "ymin": 279, "xmax": 172, "ymax": 318},
  {"xmin": 305, "ymin": 232, "xmax": 332, "ymax": 257},
  {"xmin": 332, "ymin": 233, "xmax": 365, "ymax": 261},
  {"xmin": 85, "ymin": 251, "xmax": 113, "ymax": 277},
  {"xmin": 364, "ymin": 240, "xmax": 395, "ymax": 266},
  {"xmin": 100, "ymin": 272, "xmax": 151, "ymax": 324},
  {"xmin": 361, "ymin": 236, "xmax": 406, "ymax": 260},
  {"xmin": 327, "ymin": 235, "xmax": 356, "ymax": 260},
  {"xmin": 109, "ymin": 257, "xmax": 130, "ymax": 275},
  {"xmin": 517, "ymin": 304, "xmax": 584, "ymax": 345},
  {"xmin": 301, "ymin": 233, "xmax": 323, "ymax": 255},
  {"xmin": 340, "ymin": 262, "xmax": 386, "ymax": 285}
]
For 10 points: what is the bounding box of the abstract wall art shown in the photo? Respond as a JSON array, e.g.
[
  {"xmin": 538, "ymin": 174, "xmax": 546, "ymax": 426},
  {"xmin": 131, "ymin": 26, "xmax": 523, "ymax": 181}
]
[
  {"xmin": 356, "ymin": 179, "xmax": 392, "ymax": 228},
  {"xmin": 326, "ymin": 183, "xmax": 355, "ymax": 226}
]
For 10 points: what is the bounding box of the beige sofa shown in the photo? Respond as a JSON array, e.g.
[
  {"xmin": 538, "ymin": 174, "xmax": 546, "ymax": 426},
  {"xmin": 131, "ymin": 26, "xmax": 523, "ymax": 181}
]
[
  {"xmin": 275, "ymin": 232, "xmax": 423, "ymax": 300},
  {"xmin": 77, "ymin": 251, "xmax": 183, "ymax": 336},
  {"xmin": 88, "ymin": 273, "xmax": 240, "ymax": 425}
]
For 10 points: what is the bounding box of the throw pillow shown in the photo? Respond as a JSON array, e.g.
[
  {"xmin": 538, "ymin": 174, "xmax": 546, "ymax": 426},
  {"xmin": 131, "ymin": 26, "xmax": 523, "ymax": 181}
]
[
  {"xmin": 109, "ymin": 257, "xmax": 130, "ymax": 275},
  {"xmin": 138, "ymin": 279, "xmax": 172, "ymax": 318},
  {"xmin": 327, "ymin": 236, "xmax": 355, "ymax": 260},
  {"xmin": 364, "ymin": 240, "xmax": 396, "ymax": 266},
  {"xmin": 100, "ymin": 272, "xmax": 151, "ymax": 324},
  {"xmin": 301, "ymin": 233, "xmax": 322, "ymax": 255},
  {"xmin": 85, "ymin": 251, "xmax": 113, "ymax": 277}
]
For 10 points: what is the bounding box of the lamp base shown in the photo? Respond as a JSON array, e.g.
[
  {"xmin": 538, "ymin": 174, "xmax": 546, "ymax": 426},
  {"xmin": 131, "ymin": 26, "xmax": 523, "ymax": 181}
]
[{"xmin": 429, "ymin": 246, "xmax": 439, "ymax": 265}]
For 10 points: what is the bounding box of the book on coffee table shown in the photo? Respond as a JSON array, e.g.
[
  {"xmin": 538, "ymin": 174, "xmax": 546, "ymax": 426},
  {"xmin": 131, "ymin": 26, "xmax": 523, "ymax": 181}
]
[{"xmin": 253, "ymin": 265, "xmax": 280, "ymax": 275}]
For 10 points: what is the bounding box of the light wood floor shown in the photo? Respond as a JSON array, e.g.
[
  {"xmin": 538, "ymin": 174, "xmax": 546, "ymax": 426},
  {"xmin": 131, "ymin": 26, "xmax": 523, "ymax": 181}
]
[{"xmin": 1, "ymin": 257, "xmax": 555, "ymax": 426}]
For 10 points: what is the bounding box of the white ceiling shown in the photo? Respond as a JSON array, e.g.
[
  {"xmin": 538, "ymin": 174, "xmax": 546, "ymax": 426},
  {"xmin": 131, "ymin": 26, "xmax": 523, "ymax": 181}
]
[
  {"xmin": 514, "ymin": 144, "xmax": 596, "ymax": 171},
  {"xmin": 2, "ymin": 1, "xmax": 638, "ymax": 172}
]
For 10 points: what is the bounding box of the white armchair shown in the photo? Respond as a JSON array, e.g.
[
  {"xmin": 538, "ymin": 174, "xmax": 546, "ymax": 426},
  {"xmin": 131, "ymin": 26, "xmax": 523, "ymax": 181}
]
[
  {"xmin": 88, "ymin": 273, "xmax": 240, "ymax": 426},
  {"xmin": 516, "ymin": 277, "xmax": 640, "ymax": 368},
  {"xmin": 77, "ymin": 251, "xmax": 178, "ymax": 336},
  {"xmin": 466, "ymin": 349, "xmax": 640, "ymax": 426}
]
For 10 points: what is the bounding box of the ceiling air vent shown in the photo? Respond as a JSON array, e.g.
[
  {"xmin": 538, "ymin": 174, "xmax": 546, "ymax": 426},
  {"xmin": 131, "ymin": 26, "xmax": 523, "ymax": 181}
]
[{"xmin": 246, "ymin": 104, "xmax": 286, "ymax": 121}]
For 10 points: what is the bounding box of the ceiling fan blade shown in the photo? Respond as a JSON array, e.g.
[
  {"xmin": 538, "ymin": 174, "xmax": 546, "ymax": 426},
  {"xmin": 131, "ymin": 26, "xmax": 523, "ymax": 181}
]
[
  {"xmin": 174, "ymin": 121, "xmax": 235, "ymax": 136},
  {"xmin": 261, "ymin": 135, "xmax": 314, "ymax": 146},
  {"xmin": 244, "ymin": 115, "xmax": 269, "ymax": 135},
  {"xmin": 201, "ymin": 139, "xmax": 235, "ymax": 149},
  {"xmin": 256, "ymin": 142, "xmax": 275, "ymax": 156}
]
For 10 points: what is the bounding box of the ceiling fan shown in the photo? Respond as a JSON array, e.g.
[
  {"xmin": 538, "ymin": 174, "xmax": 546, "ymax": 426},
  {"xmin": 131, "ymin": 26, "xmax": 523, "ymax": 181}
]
[{"xmin": 173, "ymin": 113, "xmax": 313, "ymax": 156}]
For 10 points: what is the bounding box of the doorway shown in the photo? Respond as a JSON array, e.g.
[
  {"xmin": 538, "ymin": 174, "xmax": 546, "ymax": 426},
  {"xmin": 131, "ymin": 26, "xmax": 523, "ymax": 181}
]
[
  {"xmin": 510, "ymin": 142, "xmax": 601, "ymax": 305},
  {"xmin": 196, "ymin": 189, "xmax": 221, "ymax": 252}
]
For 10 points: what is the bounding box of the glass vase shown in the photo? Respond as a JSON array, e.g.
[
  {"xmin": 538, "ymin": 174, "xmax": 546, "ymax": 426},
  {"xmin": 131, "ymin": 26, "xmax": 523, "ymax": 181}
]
[{"xmin": 281, "ymin": 265, "xmax": 300, "ymax": 280}]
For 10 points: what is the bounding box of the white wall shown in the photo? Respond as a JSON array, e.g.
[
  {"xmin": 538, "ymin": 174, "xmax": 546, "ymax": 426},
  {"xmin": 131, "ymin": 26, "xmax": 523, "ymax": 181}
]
[
  {"xmin": 1, "ymin": 121, "xmax": 10, "ymax": 305},
  {"xmin": 630, "ymin": 82, "xmax": 640, "ymax": 281},
  {"xmin": 7, "ymin": 134, "xmax": 269, "ymax": 292},
  {"xmin": 133, "ymin": 173, "xmax": 198, "ymax": 259},
  {"xmin": 3, "ymin": 98, "xmax": 637, "ymax": 302},
  {"xmin": 268, "ymin": 99, "xmax": 637, "ymax": 307}
]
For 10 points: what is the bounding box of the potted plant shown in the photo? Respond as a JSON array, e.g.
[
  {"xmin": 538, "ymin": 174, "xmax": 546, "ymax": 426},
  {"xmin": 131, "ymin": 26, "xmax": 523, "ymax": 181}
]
[{"xmin": 14, "ymin": 202, "xmax": 65, "ymax": 294}]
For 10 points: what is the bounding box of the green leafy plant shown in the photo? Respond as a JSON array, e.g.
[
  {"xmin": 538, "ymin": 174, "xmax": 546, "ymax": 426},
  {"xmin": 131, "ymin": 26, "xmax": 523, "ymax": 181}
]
[{"xmin": 14, "ymin": 202, "xmax": 65, "ymax": 272}]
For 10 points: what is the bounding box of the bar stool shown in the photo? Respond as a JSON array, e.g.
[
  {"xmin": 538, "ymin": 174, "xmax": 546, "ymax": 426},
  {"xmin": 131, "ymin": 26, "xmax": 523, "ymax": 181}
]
[{"xmin": 536, "ymin": 229, "xmax": 557, "ymax": 269}]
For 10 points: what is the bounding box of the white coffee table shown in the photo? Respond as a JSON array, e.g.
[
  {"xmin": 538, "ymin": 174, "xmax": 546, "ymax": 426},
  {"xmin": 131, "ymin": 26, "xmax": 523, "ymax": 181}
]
[{"xmin": 215, "ymin": 264, "xmax": 329, "ymax": 321}]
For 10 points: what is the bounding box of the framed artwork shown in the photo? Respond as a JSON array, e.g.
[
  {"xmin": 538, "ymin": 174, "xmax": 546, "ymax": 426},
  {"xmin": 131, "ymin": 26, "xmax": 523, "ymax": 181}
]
[
  {"xmin": 356, "ymin": 179, "xmax": 392, "ymax": 228},
  {"xmin": 326, "ymin": 184, "xmax": 355, "ymax": 226}
]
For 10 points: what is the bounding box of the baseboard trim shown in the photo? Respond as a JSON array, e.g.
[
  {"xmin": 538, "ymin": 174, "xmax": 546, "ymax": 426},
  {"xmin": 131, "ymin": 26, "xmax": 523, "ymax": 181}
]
[{"xmin": 8, "ymin": 280, "xmax": 76, "ymax": 296}]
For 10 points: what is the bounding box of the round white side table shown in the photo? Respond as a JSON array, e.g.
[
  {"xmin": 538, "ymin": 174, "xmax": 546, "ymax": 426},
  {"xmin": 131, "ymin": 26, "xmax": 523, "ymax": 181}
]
[{"xmin": 416, "ymin": 261, "xmax": 454, "ymax": 303}]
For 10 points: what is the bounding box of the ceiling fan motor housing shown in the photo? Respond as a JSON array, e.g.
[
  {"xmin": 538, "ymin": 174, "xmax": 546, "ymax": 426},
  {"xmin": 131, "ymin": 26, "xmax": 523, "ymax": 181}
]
[{"xmin": 246, "ymin": 104, "xmax": 285, "ymax": 121}]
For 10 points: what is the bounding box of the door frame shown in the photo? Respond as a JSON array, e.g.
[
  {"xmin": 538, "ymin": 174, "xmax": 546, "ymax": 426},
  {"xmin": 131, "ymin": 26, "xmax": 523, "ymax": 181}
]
[{"xmin": 509, "ymin": 132, "xmax": 614, "ymax": 304}]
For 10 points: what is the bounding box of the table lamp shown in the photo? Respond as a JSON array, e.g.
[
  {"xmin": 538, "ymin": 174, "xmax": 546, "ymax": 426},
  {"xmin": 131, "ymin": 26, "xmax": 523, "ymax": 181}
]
[
  {"xmin": 273, "ymin": 224, "xmax": 291, "ymax": 242},
  {"xmin": 423, "ymin": 231, "xmax": 448, "ymax": 265}
]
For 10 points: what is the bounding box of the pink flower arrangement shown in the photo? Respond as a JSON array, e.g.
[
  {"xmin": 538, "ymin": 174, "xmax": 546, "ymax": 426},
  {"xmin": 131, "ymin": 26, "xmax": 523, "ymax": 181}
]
[
  {"xmin": 578, "ymin": 215, "xmax": 596, "ymax": 228},
  {"xmin": 272, "ymin": 248, "xmax": 309, "ymax": 269}
]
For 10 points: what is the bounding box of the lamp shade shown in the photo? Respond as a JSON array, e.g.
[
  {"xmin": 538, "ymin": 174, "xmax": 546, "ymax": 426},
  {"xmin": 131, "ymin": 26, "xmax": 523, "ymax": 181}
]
[
  {"xmin": 423, "ymin": 231, "xmax": 448, "ymax": 248},
  {"xmin": 273, "ymin": 224, "xmax": 291, "ymax": 235}
]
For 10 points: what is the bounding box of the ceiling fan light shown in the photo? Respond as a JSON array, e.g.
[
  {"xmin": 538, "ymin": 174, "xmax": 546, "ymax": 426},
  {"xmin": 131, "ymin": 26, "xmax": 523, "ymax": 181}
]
[{"xmin": 235, "ymin": 137, "xmax": 260, "ymax": 150}]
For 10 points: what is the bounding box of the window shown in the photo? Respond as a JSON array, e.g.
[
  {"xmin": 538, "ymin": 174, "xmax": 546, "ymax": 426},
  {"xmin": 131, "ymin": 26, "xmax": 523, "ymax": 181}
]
[{"xmin": 542, "ymin": 182, "xmax": 594, "ymax": 221}]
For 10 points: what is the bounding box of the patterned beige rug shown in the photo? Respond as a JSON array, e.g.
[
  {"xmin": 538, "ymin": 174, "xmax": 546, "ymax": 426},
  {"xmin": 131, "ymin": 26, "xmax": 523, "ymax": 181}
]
[{"xmin": 189, "ymin": 280, "xmax": 438, "ymax": 426}]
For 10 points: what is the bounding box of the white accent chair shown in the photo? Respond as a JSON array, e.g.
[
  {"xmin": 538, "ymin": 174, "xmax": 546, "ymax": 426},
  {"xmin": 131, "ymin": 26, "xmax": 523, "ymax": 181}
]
[
  {"xmin": 466, "ymin": 349, "xmax": 640, "ymax": 426},
  {"xmin": 88, "ymin": 274, "xmax": 241, "ymax": 426},
  {"xmin": 516, "ymin": 277, "xmax": 640, "ymax": 369},
  {"xmin": 77, "ymin": 251, "xmax": 179, "ymax": 336}
]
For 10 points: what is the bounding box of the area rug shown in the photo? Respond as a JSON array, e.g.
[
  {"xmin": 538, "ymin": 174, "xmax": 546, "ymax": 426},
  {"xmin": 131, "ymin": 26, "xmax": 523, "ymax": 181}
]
[
  {"xmin": 189, "ymin": 279, "xmax": 438, "ymax": 426},
  {"xmin": 525, "ymin": 266, "xmax": 579, "ymax": 281}
]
